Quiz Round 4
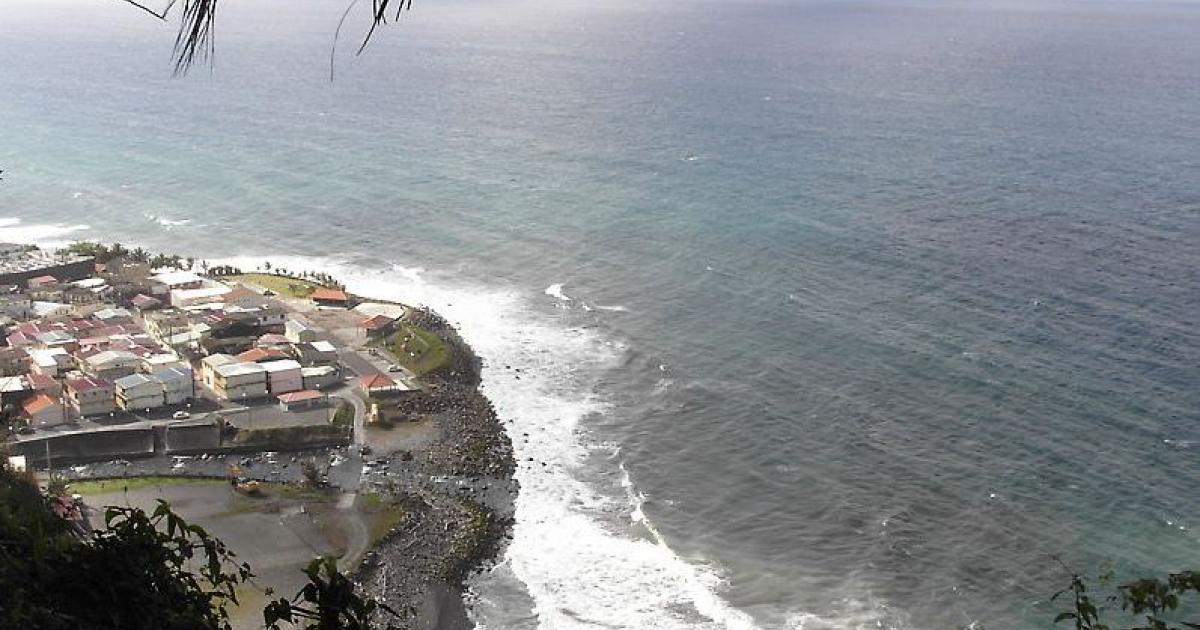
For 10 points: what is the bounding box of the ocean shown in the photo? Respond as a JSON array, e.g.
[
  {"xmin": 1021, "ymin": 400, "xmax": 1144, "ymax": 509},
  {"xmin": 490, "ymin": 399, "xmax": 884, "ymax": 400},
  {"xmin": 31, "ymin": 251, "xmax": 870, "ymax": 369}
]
[{"xmin": 3, "ymin": 0, "xmax": 1200, "ymax": 627}]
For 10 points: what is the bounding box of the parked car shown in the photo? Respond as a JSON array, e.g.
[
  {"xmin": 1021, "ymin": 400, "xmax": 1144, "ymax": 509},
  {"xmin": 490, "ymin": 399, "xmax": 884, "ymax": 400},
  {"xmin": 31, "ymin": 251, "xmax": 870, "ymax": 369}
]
[
  {"xmin": 172, "ymin": 411, "xmax": 190, "ymax": 420},
  {"xmin": 387, "ymin": 364, "xmax": 402, "ymax": 372}
]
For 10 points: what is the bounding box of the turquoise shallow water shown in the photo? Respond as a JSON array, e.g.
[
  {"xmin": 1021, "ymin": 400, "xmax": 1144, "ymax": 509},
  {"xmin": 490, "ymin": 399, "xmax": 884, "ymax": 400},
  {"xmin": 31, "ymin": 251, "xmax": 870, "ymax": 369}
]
[{"xmin": 3, "ymin": 0, "xmax": 1200, "ymax": 627}]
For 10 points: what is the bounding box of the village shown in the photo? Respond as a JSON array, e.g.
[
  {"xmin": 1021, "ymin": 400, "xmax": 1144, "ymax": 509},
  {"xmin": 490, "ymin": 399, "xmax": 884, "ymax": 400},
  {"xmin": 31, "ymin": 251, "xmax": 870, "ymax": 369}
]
[{"xmin": 0, "ymin": 241, "xmax": 440, "ymax": 468}]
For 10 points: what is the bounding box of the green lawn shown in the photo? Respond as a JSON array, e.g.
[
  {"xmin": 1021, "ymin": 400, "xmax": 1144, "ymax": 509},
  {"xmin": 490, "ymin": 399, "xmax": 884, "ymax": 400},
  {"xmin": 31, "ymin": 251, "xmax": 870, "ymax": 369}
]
[
  {"xmin": 68, "ymin": 476, "xmax": 223, "ymax": 496},
  {"xmin": 232, "ymin": 273, "xmax": 321, "ymax": 298},
  {"xmin": 380, "ymin": 323, "xmax": 451, "ymax": 376}
]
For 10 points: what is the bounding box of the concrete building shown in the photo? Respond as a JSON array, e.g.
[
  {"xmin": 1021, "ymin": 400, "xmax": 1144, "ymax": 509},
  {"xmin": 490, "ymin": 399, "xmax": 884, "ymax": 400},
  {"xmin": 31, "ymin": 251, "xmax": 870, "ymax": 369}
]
[
  {"xmin": 149, "ymin": 270, "xmax": 206, "ymax": 297},
  {"xmin": 359, "ymin": 314, "xmax": 398, "ymax": 339},
  {"xmin": 171, "ymin": 285, "xmax": 232, "ymax": 307},
  {"xmin": 23, "ymin": 393, "xmax": 65, "ymax": 427},
  {"xmin": 262, "ymin": 359, "xmax": 303, "ymax": 395},
  {"xmin": 83, "ymin": 350, "xmax": 140, "ymax": 381},
  {"xmin": 236, "ymin": 347, "xmax": 290, "ymax": 364},
  {"xmin": 0, "ymin": 346, "xmax": 28, "ymax": 376},
  {"xmin": 92, "ymin": 307, "xmax": 133, "ymax": 324},
  {"xmin": 213, "ymin": 362, "xmax": 268, "ymax": 401},
  {"xmin": 154, "ymin": 367, "xmax": 194, "ymax": 405},
  {"xmin": 115, "ymin": 373, "xmax": 163, "ymax": 411},
  {"xmin": 277, "ymin": 390, "xmax": 326, "ymax": 412},
  {"xmin": 301, "ymin": 365, "xmax": 339, "ymax": 390},
  {"xmin": 141, "ymin": 352, "xmax": 187, "ymax": 373},
  {"xmin": 295, "ymin": 340, "xmax": 339, "ymax": 367},
  {"xmin": 200, "ymin": 353, "xmax": 237, "ymax": 389},
  {"xmin": 284, "ymin": 319, "xmax": 318, "ymax": 344},
  {"xmin": 64, "ymin": 376, "xmax": 115, "ymax": 417},
  {"xmin": 28, "ymin": 347, "xmax": 71, "ymax": 377}
]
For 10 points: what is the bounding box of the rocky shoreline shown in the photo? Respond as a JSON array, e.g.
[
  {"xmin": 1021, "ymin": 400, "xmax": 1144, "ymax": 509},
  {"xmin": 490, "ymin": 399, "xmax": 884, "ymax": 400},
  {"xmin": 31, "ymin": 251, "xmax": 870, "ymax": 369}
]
[{"xmin": 354, "ymin": 321, "xmax": 519, "ymax": 630}]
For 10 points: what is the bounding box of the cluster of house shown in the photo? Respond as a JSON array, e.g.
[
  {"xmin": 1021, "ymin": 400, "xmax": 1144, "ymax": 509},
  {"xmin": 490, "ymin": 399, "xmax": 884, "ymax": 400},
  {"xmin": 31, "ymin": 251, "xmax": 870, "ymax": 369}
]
[
  {"xmin": 0, "ymin": 303, "xmax": 195, "ymax": 427},
  {"xmin": 0, "ymin": 260, "xmax": 367, "ymax": 431}
]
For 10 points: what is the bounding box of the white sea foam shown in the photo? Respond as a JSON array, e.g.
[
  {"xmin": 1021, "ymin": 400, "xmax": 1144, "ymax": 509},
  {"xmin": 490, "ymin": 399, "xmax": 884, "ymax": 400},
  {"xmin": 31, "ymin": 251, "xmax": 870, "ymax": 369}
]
[
  {"xmin": 144, "ymin": 212, "xmax": 192, "ymax": 229},
  {"xmin": 544, "ymin": 283, "xmax": 571, "ymax": 301},
  {"xmin": 0, "ymin": 217, "xmax": 90, "ymax": 247},
  {"xmin": 217, "ymin": 254, "xmax": 764, "ymax": 630}
]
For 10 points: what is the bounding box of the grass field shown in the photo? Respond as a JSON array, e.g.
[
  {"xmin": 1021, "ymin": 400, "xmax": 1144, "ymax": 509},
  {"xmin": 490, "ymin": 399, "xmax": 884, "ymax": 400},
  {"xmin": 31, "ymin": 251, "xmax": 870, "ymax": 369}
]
[
  {"xmin": 232, "ymin": 273, "xmax": 322, "ymax": 298},
  {"xmin": 69, "ymin": 476, "xmax": 223, "ymax": 495},
  {"xmin": 379, "ymin": 323, "xmax": 451, "ymax": 376}
]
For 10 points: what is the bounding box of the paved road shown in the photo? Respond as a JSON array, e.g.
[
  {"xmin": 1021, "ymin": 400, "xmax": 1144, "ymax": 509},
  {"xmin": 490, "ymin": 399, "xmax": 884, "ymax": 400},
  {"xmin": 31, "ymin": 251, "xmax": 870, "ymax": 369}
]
[{"xmin": 330, "ymin": 387, "xmax": 367, "ymax": 447}]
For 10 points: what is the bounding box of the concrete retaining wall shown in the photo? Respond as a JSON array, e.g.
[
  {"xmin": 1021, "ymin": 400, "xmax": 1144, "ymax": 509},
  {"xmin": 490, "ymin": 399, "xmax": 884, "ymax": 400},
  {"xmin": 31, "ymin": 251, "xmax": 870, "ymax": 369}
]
[{"xmin": 14, "ymin": 427, "xmax": 154, "ymax": 466}]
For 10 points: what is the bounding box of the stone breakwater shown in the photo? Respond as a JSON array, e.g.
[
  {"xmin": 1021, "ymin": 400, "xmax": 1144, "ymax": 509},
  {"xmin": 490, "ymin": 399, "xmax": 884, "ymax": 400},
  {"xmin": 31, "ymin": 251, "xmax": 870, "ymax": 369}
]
[{"xmin": 356, "ymin": 313, "xmax": 519, "ymax": 630}]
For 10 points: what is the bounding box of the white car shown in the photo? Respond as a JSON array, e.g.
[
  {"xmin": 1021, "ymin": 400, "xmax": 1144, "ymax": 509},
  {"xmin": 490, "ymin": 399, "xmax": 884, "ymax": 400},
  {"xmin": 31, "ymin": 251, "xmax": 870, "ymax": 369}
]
[{"xmin": 172, "ymin": 411, "xmax": 190, "ymax": 420}]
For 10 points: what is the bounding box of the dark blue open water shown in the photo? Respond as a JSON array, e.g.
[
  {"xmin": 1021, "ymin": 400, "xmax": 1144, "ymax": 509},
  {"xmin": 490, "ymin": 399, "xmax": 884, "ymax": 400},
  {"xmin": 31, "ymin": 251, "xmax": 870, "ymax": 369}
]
[{"xmin": 3, "ymin": 0, "xmax": 1200, "ymax": 627}]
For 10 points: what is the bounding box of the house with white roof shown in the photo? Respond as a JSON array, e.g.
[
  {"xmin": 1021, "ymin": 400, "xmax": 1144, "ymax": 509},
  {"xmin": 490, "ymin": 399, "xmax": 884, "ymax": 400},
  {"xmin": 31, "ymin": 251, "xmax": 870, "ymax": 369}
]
[
  {"xmin": 213, "ymin": 362, "xmax": 268, "ymax": 400},
  {"xmin": 28, "ymin": 347, "xmax": 71, "ymax": 377},
  {"xmin": 115, "ymin": 373, "xmax": 163, "ymax": 411},
  {"xmin": 261, "ymin": 359, "xmax": 303, "ymax": 395},
  {"xmin": 83, "ymin": 349, "xmax": 140, "ymax": 381}
]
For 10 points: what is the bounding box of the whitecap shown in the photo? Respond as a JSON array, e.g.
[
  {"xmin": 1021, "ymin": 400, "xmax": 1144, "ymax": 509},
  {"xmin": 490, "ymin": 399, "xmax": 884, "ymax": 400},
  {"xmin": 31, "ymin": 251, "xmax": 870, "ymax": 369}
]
[
  {"xmin": 544, "ymin": 283, "xmax": 571, "ymax": 301},
  {"xmin": 0, "ymin": 217, "xmax": 90, "ymax": 247}
]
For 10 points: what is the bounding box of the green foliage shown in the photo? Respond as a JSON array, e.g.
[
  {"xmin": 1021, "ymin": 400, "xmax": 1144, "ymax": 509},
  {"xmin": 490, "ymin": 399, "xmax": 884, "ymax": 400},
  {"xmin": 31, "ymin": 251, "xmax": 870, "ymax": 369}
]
[
  {"xmin": 1054, "ymin": 567, "xmax": 1200, "ymax": 630},
  {"xmin": 264, "ymin": 557, "xmax": 399, "ymax": 630}
]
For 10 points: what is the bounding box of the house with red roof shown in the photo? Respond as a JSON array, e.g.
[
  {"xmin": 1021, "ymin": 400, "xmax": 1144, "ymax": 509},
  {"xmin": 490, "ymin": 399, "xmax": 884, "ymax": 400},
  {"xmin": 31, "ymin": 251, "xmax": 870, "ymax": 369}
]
[
  {"xmin": 22, "ymin": 393, "xmax": 64, "ymax": 427},
  {"xmin": 277, "ymin": 389, "xmax": 327, "ymax": 412},
  {"xmin": 358, "ymin": 314, "xmax": 398, "ymax": 339},
  {"xmin": 357, "ymin": 373, "xmax": 402, "ymax": 397},
  {"xmin": 310, "ymin": 287, "xmax": 349, "ymax": 307},
  {"xmin": 65, "ymin": 376, "xmax": 115, "ymax": 417},
  {"xmin": 27, "ymin": 275, "xmax": 58, "ymax": 289}
]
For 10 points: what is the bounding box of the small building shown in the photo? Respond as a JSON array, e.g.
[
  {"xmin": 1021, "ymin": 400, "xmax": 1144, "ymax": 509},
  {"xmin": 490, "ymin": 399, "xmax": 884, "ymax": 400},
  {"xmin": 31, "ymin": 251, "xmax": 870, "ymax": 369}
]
[
  {"xmin": 0, "ymin": 346, "xmax": 28, "ymax": 376},
  {"xmin": 357, "ymin": 373, "xmax": 403, "ymax": 397},
  {"xmin": 0, "ymin": 375, "xmax": 33, "ymax": 409},
  {"xmin": 212, "ymin": 362, "xmax": 268, "ymax": 401},
  {"xmin": 23, "ymin": 393, "xmax": 65, "ymax": 427},
  {"xmin": 130, "ymin": 294, "xmax": 163, "ymax": 313},
  {"xmin": 64, "ymin": 376, "xmax": 115, "ymax": 417},
  {"xmin": 27, "ymin": 275, "xmax": 58, "ymax": 289},
  {"xmin": 7, "ymin": 455, "xmax": 26, "ymax": 473},
  {"xmin": 171, "ymin": 285, "xmax": 233, "ymax": 307},
  {"xmin": 141, "ymin": 352, "xmax": 186, "ymax": 373},
  {"xmin": 358, "ymin": 314, "xmax": 398, "ymax": 339},
  {"xmin": 150, "ymin": 270, "xmax": 206, "ymax": 296},
  {"xmin": 114, "ymin": 373, "xmax": 163, "ymax": 411},
  {"xmin": 294, "ymin": 340, "xmax": 338, "ymax": 367},
  {"xmin": 261, "ymin": 359, "xmax": 303, "ymax": 395},
  {"xmin": 301, "ymin": 365, "xmax": 339, "ymax": 390},
  {"xmin": 236, "ymin": 347, "xmax": 290, "ymax": 364},
  {"xmin": 92, "ymin": 307, "xmax": 133, "ymax": 324},
  {"xmin": 255, "ymin": 333, "xmax": 290, "ymax": 348},
  {"xmin": 277, "ymin": 389, "xmax": 327, "ymax": 412},
  {"xmin": 26, "ymin": 373, "xmax": 60, "ymax": 396},
  {"xmin": 83, "ymin": 349, "xmax": 140, "ymax": 381},
  {"xmin": 28, "ymin": 347, "xmax": 71, "ymax": 377},
  {"xmin": 33, "ymin": 330, "xmax": 76, "ymax": 349},
  {"xmin": 310, "ymin": 287, "xmax": 349, "ymax": 308},
  {"xmin": 200, "ymin": 353, "xmax": 238, "ymax": 388},
  {"xmin": 154, "ymin": 367, "xmax": 194, "ymax": 405},
  {"xmin": 284, "ymin": 319, "xmax": 318, "ymax": 344}
]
